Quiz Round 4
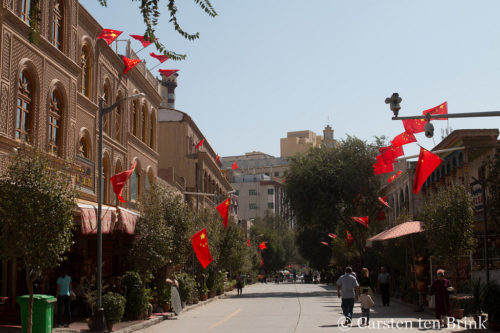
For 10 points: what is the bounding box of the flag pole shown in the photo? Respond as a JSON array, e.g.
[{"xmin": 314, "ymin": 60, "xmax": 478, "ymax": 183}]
[{"xmin": 148, "ymin": 63, "xmax": 162, "ymax": 72}]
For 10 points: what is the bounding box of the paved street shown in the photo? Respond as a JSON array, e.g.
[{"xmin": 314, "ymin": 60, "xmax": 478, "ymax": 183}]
[{"xmin": 140, "ymin": 283, "xmax": 475, "ymax": 333}]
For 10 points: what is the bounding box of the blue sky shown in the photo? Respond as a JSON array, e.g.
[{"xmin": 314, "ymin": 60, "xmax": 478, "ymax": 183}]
[{"xmin": 80, "ymin": 0, "xmax": 500, "ymax": 158}]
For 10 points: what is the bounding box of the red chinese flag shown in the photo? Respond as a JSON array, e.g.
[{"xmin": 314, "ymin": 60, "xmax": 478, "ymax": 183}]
[
  {"xmin": 122, "ymin": 56, "xmax": 142, "ymax": 75},
  {"xmin": 158, "ymin": 69, "xmax": 179, "ymax": 79},
  {"xmin": 413, "ymin": 147, "xmax": 442, "ymax": 194},
  {"xmin": 232, "ymin": 161, "xmax": 238, "ymax": 170},
  {"xmin": 351, "ymin": 216, "xmax": 369, "ymax": 228},
  {"xmin": 110, "ymin": 161, "xmax": 137, "ymax": 203},
  {"xmin": 377, "ymin": 209, "xmax": 386, "ymax": 221},
  {"xmin": 392, "ymin": 132, "xmax": 417, "ymax": 147},
  {"xmin": 97, "ymin": 29, "xmax": 122, "ymax": 45},
  {"xmin": 247, "ymin": 239, "xmax": 251, "ymax": 247},
  {"xmin": 328, "ymin": 233, "xmax": 337, "ymax": 239},
  {"xmin": 379, "ymin": 145, "xmax": 404, "ymax": 165},
  {"xmin": 260, "ymin": 259, "xmax": 264, "ymax": 267},
  {"xmin": 216, "ymin": 154, "xmax": 220, "ymax": 164},
  {"xmin": 373, "ymin": 155, "xmax": 394, "ymax": 175},
  {"xmin": 387, "ymin": 174, "xmax": 396, "ymax": 183},
  {"xmin": 216, "ymin": 198, "xmax": 230, "ymax": 228},
  {"xmin": 396, "ymin": 170, "xmax": 402, "ymax": 177},
  {"xmin": 129, "ymin": 34, "xmax": 153, "ymax": 47},
  {"xmin": 378, "ymin": 196, "xmax": 390, "ymax": 208},
  {"xmin": 196, "ymin": 138, "xmax": 204, "ymax": 150},
  {"xmin": 320, "ymin": 241, "xmax": 329, "ymax": 247},
  {"xmin": 191, "ymin": 228, "xmax": 213, "ymax": 269},
  {"xmin": 150, "ymin": 52, "xmax": 169, "ymax": 63},
  {"xmin": 423, "ymin": 101, "xmax": 447, "ymax": 120},
  {"xmin": 403, "ymin": 118, "xmax": 427, "ymax": 134},
  {"xmin": 346, "ymin": 231, "xmax": 354, "ymax": 248},
  {"xmin": 259, "ymin": 242, "xmax": 267, "ymax": 250}
]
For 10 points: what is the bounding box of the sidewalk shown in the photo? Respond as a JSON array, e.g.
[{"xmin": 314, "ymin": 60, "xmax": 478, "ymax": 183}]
[{"xmin": 0, "ymin": 288, "xmax": 240, "ymax": 333}]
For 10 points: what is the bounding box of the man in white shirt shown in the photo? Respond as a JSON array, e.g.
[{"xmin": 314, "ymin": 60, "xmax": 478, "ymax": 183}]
[{"xmin": 336, "ymin": 267, "xmax": 359, "ymax": 323}]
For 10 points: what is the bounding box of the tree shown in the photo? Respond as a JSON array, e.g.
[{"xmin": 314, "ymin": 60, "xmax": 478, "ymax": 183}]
[
  {"xmin": 285, "ymin": 136, "xmax": 382, "ymax": 268},
  {"xmin": 422, "ymin": 185, "xmax": 476, "ymax": 265},
  {"xmin": 487, "ymin": 150, "xmax": 500, "ymax": 229},
  {"xmin": 0, "ymin": 148, "xmax": 75, "ymax": 333}
]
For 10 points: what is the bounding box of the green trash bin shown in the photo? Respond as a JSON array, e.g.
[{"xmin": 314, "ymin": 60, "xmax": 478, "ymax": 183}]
[{"xmin": 17, "ymin": 294, "xmax": 57, "ymax": 333}]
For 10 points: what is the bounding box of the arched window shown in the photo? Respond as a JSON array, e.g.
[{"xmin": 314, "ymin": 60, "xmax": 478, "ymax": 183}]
[
  {"xmin": 130, "ymin": 166, "xmax": 141, "ymax": 201},
  {"xmin": 52, "ymin": 0, "xmax": 64, "ymax": 51},
  {"xmin": 145, "ymin": 170, "xmax": 153, "ymax": 193},
  {"xmin": 79, "ymin": 136, "xmax": 90, "ymax": 159},
  {"xmin": 150, "ymin": 112, "xmax": 155, "ymax": 149},
  {"xmin": 114, "ymin": 93, "xmax": 123, "ymax": 143},
  {"xmin": 21, "ymin": 0, "xmax": 31, "ymax": 22},
  {"xmin": 103, "ymin": 84, "xmax": 111, "ymax": 135},
  {"xmin": 48, "ymin": 88, "xmax": 63, "ymax": 155},
  {"xmin": 16, "ymin": 70, "xmax": 33, "ymax": 142},
  {"xmin": 141, "ymin": 105, "xmax": 147, "ymax": 143},
  {"xmin": 132, "ymin": 100, "xmax": 138, "ymax": 136},
  {"xmin": 81, "ymin": 45, "xmax": 91, "ymax": 97}
]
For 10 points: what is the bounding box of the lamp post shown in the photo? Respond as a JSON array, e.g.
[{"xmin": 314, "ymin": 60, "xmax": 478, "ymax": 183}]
[{"xmin": 93, "ymin": 92, "xmax": 145, "ymax": 330}]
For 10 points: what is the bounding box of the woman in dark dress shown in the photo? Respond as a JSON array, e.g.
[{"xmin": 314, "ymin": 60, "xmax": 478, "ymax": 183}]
[
  {"xmin": 359, "ymin": 268, "xmax": 374, "ymax": 298},
  {"xmin": 429, "ymin": 269, "xmax": 453, "ymax": 327}
]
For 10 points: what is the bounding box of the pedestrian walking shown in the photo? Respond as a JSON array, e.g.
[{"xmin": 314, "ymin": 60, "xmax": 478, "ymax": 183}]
[
  {"xmin": 236, "ymin": 274, "xmax": 243, "ymax": 295},
  {"xmin": 336, "ymin": 267, "xmax": 359, "ymax": 324},
  {"xmin": 359, "ymin": 267, "xmax": 374, "ymax": 298},
  {"xmin": 359, "ymin": 288, "xmax": 375, "ymax": 325},
  {"xmin": 429, "ymin": 269, "xmax": 453, "ymax": 327},
  {"xmin": 377, "ymin": 266, "xmax": 390, "ymax": 306},
  {"xmin": 56, "ymin": 267, "xmax": 72, "ymax": 327}
]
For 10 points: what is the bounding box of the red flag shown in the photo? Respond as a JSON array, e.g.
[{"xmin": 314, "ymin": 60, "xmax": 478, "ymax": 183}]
[
  {"xmin": 377, "ymin": 209, "xmax": 386, "ymax": 221},
  {"xmin": 379, "ymin": 145, "xmax": 404, "ymax": 165},
  {"xmin": 191, "ymin": 228, "xmax": 213, "ymax": 269},
  {"xmin": 403, "ymin": 118, "xmax": 427, "ymax": 134},
  {"xmin": 97, "ymin": 29, "xmax": 122, "ymax": 45},
  {"xmin": 259, "ymin": 242, "xmax": 267, "ymax": 250},
  {"xmin": 373, "ymin": 155, "xmax": 394, "ymax": 175},
  {"xmin": 346, "ymin": 230, "xmax": 354, "ymax": 248},
  {"xmin": 196, "ymin": 138, "xmax": 204, "ymax": 150},
  {"xmin": 110, "ymin": 161, "xmax": 137, "ymax": 203},
  {"xmin": 351, "ymin": 216, "xmax": 369, "ymax": 228},
  {"xmin": 387, "ymin": 174, "xmax": 396, "ymax": 183},
  {"xmin": 129, "ymin": 34, "xmax": 153, "ymax": 47},
  {"xmin": 320, "ymin": 241, "xmax": 329, "ymax": 247},
  {"xmin": 423, "ymin": 101, "xmax": 447, "ymax": 120},
  {"xmin": 216, "ymin": 198, "xmax": 230, "ymax": 228},
  {"xmin": 232, "ymin": 161, "xmax": 238, "ymax": 170},
  {"xmin": 328, "ymin": 233, "xmax": 337, "ymax": 239},
  {"xmin": 247, "ymin": 239, "xmax": 251, "ymax": 247},
  {"xmin": 413, "ymin": 147, "xmax": 442, "ymax": 194},
  {"xmin": 122, "ymin": 56, "xmax": 142, "ymax": 75},
  {"xmin": 150, "ymin": 52, "xmax": 169, "ymax": 63},
  {"xmin": 158, "ymin": 69, "xmax": 179, "ymax": 78},
  {"xmin": 260, "ymin": 259, "xmax": 264, "ymax": 267},
  {"xmin": 378, "ymin": 196, "xmax": 390, "ymax": 208},
  {"xmin": 216, "ymin": 154, "xmax": 220, "ymax": 164},
  {"xmin": 392, "ymin": 132, "xmax": 417, "ymax": 147}
]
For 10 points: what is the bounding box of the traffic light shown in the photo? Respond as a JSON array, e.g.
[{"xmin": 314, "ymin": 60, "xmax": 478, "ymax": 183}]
[{"xmin": 385, "ymin": 93, "xmax": 402, "ymax": 117}]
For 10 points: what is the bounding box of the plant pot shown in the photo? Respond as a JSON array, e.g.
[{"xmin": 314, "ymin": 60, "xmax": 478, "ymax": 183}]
[
  {"xmin": 193, "ymin": 298, "xmax": 199, "ymax": 304},
  {"xmin": 216, "ymin": 290, "xmax": 223, "ymax": 296},
  {"xmin": 208, "ymin": 291, "xmax": 216, "ymax": 298},
  {"xmin": 200, "ymin": 294, "xmax": 208, "ymax": 301},
  {"xmin": 453, "ymin": 308, "xmax": 464, "ymax": 319},
  {"xmin": 161, "ymin": 303, "xmax": 171, "ymax": 313},
  {"xmin": 106, "ymin": 321, "xmax": 114, "ymax": 332}
]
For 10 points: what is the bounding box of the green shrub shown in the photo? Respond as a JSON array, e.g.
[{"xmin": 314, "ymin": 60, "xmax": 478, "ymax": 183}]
[
  {"xmin": 174, "ymin": 271, "xmax": 196, "ymax": 303},
  {"xmin": 102, "ymin": 292, "xmax": 126, "ymax": 324},
  {"xmin": 122, "ymin": 271, "xmax": 150, "ymax": 320}
]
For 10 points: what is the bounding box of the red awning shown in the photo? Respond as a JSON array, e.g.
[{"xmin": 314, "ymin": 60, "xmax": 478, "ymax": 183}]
[
  {"xmin": 78, "ymin": 203, "xmax": 116, "ymax": 235},
  {"xmin": 118, "ymin": 208, "xmax": 140, "ymax": 235},
  {"xmin": 367, "ymin": 221, "xmax": 424, "ymax": 242}
]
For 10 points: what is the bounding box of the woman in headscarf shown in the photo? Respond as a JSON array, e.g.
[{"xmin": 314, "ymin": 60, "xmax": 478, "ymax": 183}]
[{"xmin": 429, "ymin": 269, "xmax": 453, "ymax": 327}]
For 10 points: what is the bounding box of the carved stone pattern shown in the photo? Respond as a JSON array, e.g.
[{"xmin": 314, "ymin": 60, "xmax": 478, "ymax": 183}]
[
  {"xmin": 3, "ymin": 0, "xmax": 13, "ymax": 11},
  {"xmin": 2, "ymin": 33, "xmax": 11, "ymax": 81},
  {"xmin": 0, "ymin": 84, "xmax": 9, "ymax": 134},
  {"xmin": 72, "ymin": 0, "xmax": 77, "ymax": 24},
  {"xmin": 71, "ymin": 82, "xmax": 76, "ymax": 119},
  {"xmin": 72, "ymin": 29, "xmax": 77, "ymax": 62},
  {"xmin": 70, "ymin": 123, "xmax": 75, "ymax": 160}
]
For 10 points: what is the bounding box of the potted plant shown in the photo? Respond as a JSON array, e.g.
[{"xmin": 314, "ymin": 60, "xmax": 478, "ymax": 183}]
[
  {"xmin": 102, "ymin": 292, "xmax": 126, "ymax": 331},
  {"xmin": 200, "ymin": 282, "xmax": 209, "ymax": 301},
  {"xmin": 452, "ymin": 296, "xmax": 465, "ymax": 319},
  {"xmin": 158, "ymin": 283, "xmax": 171, "ymax": 313},
  {"xmin": 481, "ymin": 280, "xmax": 500, "ymax": 330}
]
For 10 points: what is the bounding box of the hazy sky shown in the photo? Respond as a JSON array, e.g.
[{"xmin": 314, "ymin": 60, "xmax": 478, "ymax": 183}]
[{"xmin": 80, "ymin": 0, "xmax": 500, "ymax": 158}]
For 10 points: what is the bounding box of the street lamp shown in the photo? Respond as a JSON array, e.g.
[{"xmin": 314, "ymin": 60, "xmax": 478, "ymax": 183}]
[{"xmin": 93, "ymin": 92, "xmax": 145, "ymax": 330}]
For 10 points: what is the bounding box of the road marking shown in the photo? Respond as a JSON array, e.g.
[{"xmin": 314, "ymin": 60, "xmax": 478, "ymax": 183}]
[{"xmin": 208, "ymin": 308, "xmax": 242, "ymax": 330}]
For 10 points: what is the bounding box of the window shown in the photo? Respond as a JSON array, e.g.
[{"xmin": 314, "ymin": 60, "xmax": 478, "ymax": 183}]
[
  {"xmin": 16, "ymin": 70, "xmax": 33, "ymax": 142},
  {"xmin": 268, "ymin": 188, "xmax": 274, "ymax": 195},
  {"xmin": 274, "ymin": 172, "xmax": 279, "ymax": 177},
  {"xmin": 80, "ymin": 45, "xmax": 91, "ymax": 97},
  {"xmin": 141, "ymin": 105, "xmax": 147, "ymax": 143},
  {"xmin": 113, "ymin": 94, "xmax": 122, "ymax": 143},
  {"xmin": 79, "ymin": 137, "xmax": 90, "ymax": 158},
  {"xmin": 21, "ymin": 0, "xmax": 31, "ymax": 23},
  {"xmin": 249, "ymin": 203, "xmax": 257, "ymax": 209},
  {"xmin": 249, "ymin": 189, "xmax": 257, "ymax": 196},
  {"xmin": 48, "ymin": 89, "xmax": 63, "ymax": 155},
  {"xmin": 130, "ymin": 169, "xmax": 138, "ymax": 201},
  {"xmin": 268, "ymin": 202, "xmax": 274, "ymax": 209},
  {"xmin": 52, "ymin": 0, "xmax": 63, "ymax": 51},
  {"xmin": 132, "ymin": 100, "xmax": 138, "ymax": 136},
  {"xmin": 103, "ymin": 84, "xmax": 110, "ymax": 135},
  {"xmin": 150, "ymin": 112, "xmax": 155, "ymax": 149}
]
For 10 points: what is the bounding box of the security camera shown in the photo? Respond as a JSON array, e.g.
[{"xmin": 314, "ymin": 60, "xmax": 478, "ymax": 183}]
[{"xmin": 424, "ymin": 122, "xmax": 434, "ymax": 138}]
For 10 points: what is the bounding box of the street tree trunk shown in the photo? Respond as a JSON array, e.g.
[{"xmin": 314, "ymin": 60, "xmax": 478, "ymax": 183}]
[{"xmin": 25, "ymin": 265, "xmax": 34, "ymax": 333}]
